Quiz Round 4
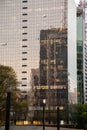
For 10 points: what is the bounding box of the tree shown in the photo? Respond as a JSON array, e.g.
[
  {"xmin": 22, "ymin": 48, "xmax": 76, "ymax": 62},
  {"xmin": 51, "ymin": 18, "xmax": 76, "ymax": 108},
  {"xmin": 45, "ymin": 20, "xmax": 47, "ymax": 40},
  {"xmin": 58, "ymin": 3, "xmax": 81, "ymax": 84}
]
[
  {"xmin": 0, "ymin": 64, "xmax": 18, "ymax": 123},
  {"xmin": 76, "ymin": 104, "xmax": 87, "ymax": 129},
  {"xmin": 68, "ymin": 104, "xmax": 87, "ymax": 129},
  {"xmin": 0, "ymin": 64, "xmax": 18, "ymax": 100},
  {"xmin": 0, "ymin": 64, "xmax": 29, "ymax": 125}
]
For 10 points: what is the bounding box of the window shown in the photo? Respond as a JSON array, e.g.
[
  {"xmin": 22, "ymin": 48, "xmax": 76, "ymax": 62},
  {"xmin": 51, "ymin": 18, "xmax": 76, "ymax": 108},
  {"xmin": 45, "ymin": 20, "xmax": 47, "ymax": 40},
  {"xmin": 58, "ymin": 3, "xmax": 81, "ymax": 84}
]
[
  {"xmin": 22, "ymin": 84, "xmax": 27, "ymax": 87},
  {"xmin": 22, "ymin": 45, "xmax": 27, "ymax": 47},
  {"xmin": 22, "ymin": 78, "xmax": 27, "ymax": 80},
  {"xmin": 22, "ymin": 52, "xmax": 27, "ymax": 54},
  {"xmin": 22, "ymin": 26, "xmax": 27, "ymax": 28},
  {"xmin": 22, "ymin": 13, "xmax": 28, "ymax": 16},
  {"xmin": 22, "ymin": 7, "xmax": 28, "ymax": 9},
  {"xmin": 22, "ymin": 33, "xmax": 27, "ymax": 35},
  {"xmin": 22, "ymin": 58, "xmax": 27, "ymax": 60},
  {"xmin": 22, "ymin": 71, "xmax": 27, "ymax": 73},
  {"xmin": 22, "ymin": 0, "xmax": 27, "ymax": 3},
  {"xmin": 22, "ymin": 39, "xmax": 27, "ymax": 41},
  {"xmin": 22, "ymin": 20, "xmax": 28, "ymax": 22},
  {"xmin": 22, "ymin": 65, "xmax": 27, "ymax": 67}
]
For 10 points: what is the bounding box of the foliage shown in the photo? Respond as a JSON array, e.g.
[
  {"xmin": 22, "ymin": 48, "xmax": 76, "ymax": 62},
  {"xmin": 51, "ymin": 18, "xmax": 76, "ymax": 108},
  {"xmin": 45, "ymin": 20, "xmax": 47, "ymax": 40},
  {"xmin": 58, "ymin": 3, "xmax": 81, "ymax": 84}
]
[
  {"xmin": 0, "ymin": 64, "xmax": 18, "ymax": 101},
  {"xmin": 0, "ymin": 64, "xmax": 19, "ymax": 122},
  {"xmin": 0, "ymin": 64, "xmax": 18, "ymax": 94},
  {"xmin": 11, "ymin": 98, "xmax": 28, "ymax": 122},
  {"xmin": 0, "ymin": 65, "xmax": 29, "ymax": 124},
  {"xmin": 69, "ymin": 104, "xmax": 87, "ymax": 129},
  {"xmin": 76, "ymin": 104, "xmax": 87, "ymax": 128},
  {"xmin": 69, "ymin": 104, "xmax": 78, "ymax": 125}
]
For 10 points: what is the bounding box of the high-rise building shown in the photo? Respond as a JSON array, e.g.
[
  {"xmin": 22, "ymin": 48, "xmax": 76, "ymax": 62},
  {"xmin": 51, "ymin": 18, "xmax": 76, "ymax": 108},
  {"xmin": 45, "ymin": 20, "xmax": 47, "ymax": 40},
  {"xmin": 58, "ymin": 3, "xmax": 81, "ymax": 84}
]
[
  {"xmin": 68, "ymin": 0, "xmax": 77, "ymax": 104},
  {"xmin": 40, "ymin": 28, "xmax": 68, "ymax": 108},
  {"xmin": 77, "ymin": 6, "xmax": 83, "ymax": 104},
  {"xmin": 0, "ymin": 0, "xmax": 77, "ymax": 106},
  {"xmin": 78, "ymin": 0, "xmax": 87, "ymax": 103}
]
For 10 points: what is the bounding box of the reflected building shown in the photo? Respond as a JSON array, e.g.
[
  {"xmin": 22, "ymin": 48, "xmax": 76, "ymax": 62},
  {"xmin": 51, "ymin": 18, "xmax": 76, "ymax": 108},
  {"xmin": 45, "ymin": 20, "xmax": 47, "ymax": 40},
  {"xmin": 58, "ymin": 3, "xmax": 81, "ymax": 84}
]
[
  {"xmin": 40, "ymin": 28, "xmax": 68, "ymax": 108},
  {"xmin": 30, "ymin": 68, "xmax": 40, "ymax": 106},
  {"xmin": 30, "ymin": 68, "xmax": 40, "ymax": 89}
]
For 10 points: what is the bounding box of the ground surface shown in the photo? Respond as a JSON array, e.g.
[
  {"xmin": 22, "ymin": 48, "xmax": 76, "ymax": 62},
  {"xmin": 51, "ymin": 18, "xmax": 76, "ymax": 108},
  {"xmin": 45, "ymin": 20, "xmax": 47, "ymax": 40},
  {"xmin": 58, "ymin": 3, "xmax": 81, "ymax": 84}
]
[{"xmin": 0, "ymin": 125, "xmax": 84, "ymax": 130}]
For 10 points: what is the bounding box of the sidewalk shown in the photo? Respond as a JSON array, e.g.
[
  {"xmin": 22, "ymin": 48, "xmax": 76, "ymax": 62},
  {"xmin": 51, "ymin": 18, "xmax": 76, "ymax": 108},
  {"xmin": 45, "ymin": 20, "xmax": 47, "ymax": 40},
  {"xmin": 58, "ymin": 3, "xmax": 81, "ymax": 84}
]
[{"xmin": 0, "ymin": 126, "xmax": 84, "ymax": 130}]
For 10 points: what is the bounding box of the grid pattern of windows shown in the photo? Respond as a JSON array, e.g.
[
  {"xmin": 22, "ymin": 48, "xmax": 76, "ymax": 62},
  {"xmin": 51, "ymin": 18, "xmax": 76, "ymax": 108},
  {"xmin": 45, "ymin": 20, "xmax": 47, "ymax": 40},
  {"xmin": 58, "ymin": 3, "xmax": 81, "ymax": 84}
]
[
  {"xmin": 0, "ymin": 0, "xmax": 69, "ymax": 106},
  {"xmin": 21, "ymin": 0, "xmax": 28, "ymax": 87},
  {"xmin": 0, "ymin": 0, "xmax": 78, "ymax": 124}
]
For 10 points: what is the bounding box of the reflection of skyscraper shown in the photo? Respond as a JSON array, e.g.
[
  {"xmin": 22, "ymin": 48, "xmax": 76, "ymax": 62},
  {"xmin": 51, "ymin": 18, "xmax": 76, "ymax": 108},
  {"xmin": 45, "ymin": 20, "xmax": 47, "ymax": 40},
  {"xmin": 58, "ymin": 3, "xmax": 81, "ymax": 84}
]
[
  {"xmin": 40, "ymin": 28, "xmax": 68, "ymax": 108},
  {"xmin": 0, "ymin": 0, "xmax": 67, "ymax": 91},
  {"xmin": 0, "ymin": 0, "xmax": 77, "ymax": 104},
  {"xmin": 30, "ymin": 69, "xmax": 40, "ymax": 89}
]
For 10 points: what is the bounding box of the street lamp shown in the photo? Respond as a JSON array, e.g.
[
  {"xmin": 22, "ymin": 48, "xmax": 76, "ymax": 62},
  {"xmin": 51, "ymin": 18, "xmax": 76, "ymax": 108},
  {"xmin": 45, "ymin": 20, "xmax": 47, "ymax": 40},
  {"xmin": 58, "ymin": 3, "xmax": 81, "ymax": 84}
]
[
  {"xmin": 43, "ymin": 99, "xmax": 46, "ymax": 130},
  {"xmin": 57, "ymin": 106, "xmax": 64, "ymax": 130}
]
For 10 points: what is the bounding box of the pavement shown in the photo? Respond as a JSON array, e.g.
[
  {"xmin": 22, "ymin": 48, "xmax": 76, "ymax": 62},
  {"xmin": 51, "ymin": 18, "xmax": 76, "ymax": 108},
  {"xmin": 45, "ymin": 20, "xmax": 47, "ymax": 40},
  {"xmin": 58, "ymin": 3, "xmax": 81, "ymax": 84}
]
[{"xmin": 0, "ymin": 125, "xmax": 84, "ymax": 130}]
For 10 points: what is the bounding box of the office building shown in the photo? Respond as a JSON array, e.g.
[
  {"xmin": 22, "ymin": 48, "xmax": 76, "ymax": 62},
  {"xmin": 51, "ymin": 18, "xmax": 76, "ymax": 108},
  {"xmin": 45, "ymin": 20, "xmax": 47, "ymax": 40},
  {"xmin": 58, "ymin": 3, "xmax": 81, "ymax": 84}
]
[
  {"xmin": 77, "ymin": 6, "xmax": 83, "ymax": 104},
  {"xmin": 78, "ymin": 0, "xmax": 87, "ymax": 103},
  {"xmin": 0, "ymin": 0, "xmax": 77, "ymax": 108},
  {"xmin": 40, "ymin": 28, "xmax": 68, "ymax": 108}
]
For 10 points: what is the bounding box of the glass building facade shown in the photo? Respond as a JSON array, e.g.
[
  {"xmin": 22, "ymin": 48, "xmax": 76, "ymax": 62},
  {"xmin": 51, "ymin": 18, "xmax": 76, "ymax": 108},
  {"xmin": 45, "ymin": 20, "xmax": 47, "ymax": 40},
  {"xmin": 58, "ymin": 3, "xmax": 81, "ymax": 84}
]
[
  {"xmin": 77, "ymin": 7, "xmax": 83, "ymax": 104},
  {"xmin": 0, "ymin": 0, "xmax": 67, "ymax": 90},
  {"xmin": 40, "ymin": 28, "xmax": 68, "ymax": 107},
  {"xmin": 0, "ymin": 0, "xmax": 77, "ymax": 124}
]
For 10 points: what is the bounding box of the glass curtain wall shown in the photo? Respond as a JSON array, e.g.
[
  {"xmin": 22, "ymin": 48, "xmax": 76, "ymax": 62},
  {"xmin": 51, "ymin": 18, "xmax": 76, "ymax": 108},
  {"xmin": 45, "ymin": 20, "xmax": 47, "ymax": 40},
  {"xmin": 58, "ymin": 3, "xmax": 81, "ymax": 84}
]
[{"xmin": 0, "ymin": 0, "xmax": 68, "ymax": 125}]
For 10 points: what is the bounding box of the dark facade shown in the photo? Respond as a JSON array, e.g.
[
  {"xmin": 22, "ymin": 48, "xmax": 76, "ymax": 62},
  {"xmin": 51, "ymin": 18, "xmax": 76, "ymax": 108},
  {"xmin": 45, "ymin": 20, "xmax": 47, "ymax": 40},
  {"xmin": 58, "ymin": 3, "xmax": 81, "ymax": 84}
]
[
  {"xmin": 40, "ymin": 28, "xmax": 68, "ymax": 109},
  {"xmin": 77, "ymin": 40, "xmax": 83, "ymax": 103}
]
